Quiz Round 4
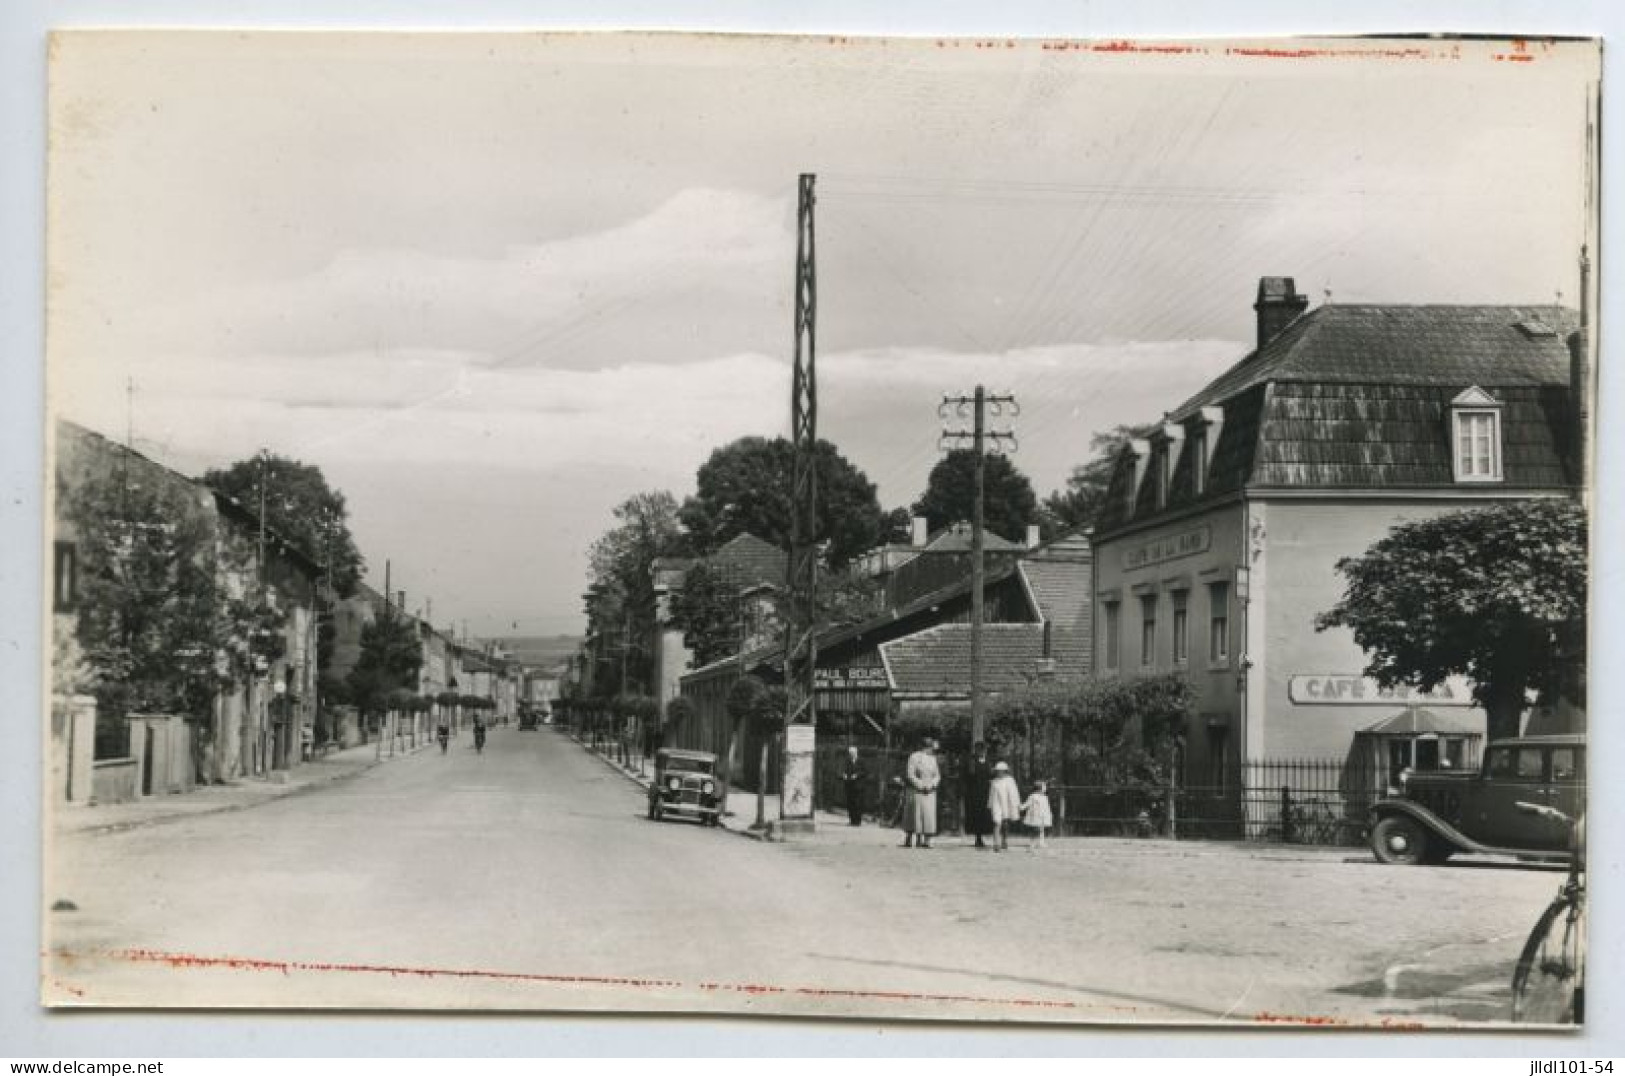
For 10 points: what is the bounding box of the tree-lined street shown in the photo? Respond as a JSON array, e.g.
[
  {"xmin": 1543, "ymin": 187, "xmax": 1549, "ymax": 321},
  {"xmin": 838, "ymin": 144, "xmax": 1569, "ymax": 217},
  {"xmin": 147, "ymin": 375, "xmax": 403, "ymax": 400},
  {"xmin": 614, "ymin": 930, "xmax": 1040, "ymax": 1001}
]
[{"xmin": 48, "ymin": 728, "xmax": 1558, "ymax": 1024}]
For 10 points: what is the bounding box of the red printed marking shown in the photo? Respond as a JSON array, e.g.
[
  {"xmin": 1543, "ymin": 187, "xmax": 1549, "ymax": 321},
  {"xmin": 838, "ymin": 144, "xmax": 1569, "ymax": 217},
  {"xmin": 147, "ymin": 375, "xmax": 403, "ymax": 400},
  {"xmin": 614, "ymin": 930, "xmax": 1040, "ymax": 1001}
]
[
  {"xmin": 1224, "ymin": 45, "xmax": 1441, "ymax": 62},
  {"xmin": 1092, "ymin": 40, "xmax": 1205, "ymax": 55},
  {"xmin": 54, "ymin": 946, "xmax": 1436, "ymax": 1026}
]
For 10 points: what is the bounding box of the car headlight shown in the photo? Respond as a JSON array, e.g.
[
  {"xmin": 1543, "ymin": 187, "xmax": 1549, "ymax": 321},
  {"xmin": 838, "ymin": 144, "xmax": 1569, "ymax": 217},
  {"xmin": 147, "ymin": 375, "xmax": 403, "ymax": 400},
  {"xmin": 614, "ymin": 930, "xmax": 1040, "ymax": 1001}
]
[
  {"xmin": 667, "ymin": 776, "xmax": 681, "ymax": 792},
  {"xmin": 702, "ymin": 779, "xmax": 716, "ymax": 796}
]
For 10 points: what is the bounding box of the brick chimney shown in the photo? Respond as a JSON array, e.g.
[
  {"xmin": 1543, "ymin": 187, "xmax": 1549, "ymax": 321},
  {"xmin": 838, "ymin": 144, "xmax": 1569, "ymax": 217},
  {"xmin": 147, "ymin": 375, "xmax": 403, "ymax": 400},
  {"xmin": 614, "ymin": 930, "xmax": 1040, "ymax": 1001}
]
[{"xmin": 1254, "ymin": 276, "xmax": 1309, "ymax": 352}]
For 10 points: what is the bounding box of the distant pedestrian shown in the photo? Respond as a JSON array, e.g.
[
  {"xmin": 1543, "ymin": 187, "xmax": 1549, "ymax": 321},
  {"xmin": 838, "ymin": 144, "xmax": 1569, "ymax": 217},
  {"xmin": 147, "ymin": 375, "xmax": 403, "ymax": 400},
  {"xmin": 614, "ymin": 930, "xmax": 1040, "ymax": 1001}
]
[
  {"xmin": 1022, "ymin": 780, "xmax": 1055, "ymax": 850},
  {"xmin": 437, "ymin": 724, "xmax": 450, "ymax": 754},
  {"xmin": 841, "ymin": 746, "xmax": 867, "ymax": 827},
  {"xmin": 987, "ymin": 761, "xmax": 1021, "ymax": 852},
  {"xmin": 963, "ymin": 741, "xmax": 994, "ymax": 850},
  {"xmin": 901, "ymin": 736, "xmax": 940, "ymax": 849},
  {"xmin": 473, "ymin": 720, "xmax": 486, "ymax": 754}
]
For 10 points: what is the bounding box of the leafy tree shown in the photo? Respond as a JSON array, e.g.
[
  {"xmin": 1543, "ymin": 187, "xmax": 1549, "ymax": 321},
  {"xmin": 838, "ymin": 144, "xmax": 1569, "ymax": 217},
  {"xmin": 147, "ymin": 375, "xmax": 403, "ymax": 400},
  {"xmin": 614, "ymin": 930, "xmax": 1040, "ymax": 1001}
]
[
  {"xmin": 726, "ymin": 674, "xmax": 787, "ymax": 812},
  {"xmin": 669, "ymin": 560, "xmax": 746, "ymax": 667},
  {"xmin": 912, "ymin": 449, "xmax": 1038, "ymax": 543},
  {"xmin": 890, "ymin": 705, "xmax": 972, "ymax": 756},
  {"xmin": 583, "ymin": 491, "xmax": 688, "ymax": 696},
  {"xmin": 987, "ymin": 674, "xmax": 1193, "ymax": 791},
  {"xmin": 809, "ymin": 568, "xmax": 884, "ymax": 631},
  {"xmin": 1040, "ymin": 423, "xmax": 1154, "ymax": 536},
  {"xmin": 1315, "ymin": 500, "xmax": 1587, "ymax": 742},
  {"xmin": 67, "ymin": 468, "xmax": 229, "ymax": 747},
  {"xmin": 345, "ymin": 608, "xmax": 424, "ymax": 720},
  {"xmin": 671, "ymin": 560, "xmax": 882, "ymax": 670},
  {"xmin": 679, "ymin": 436, "xmax": 886, "ymax": 567},
  {"xmin": 203, "ymin": 453, "xmax": 365, "ymax": 597}
]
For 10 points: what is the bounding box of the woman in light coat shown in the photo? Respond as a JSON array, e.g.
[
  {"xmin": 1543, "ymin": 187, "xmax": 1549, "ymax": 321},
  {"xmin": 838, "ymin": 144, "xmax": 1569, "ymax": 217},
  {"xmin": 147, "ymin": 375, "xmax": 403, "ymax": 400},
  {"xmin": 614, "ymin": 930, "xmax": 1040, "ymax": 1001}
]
[
  {"xmin": 987, "ymin": 761, "xmax": 1022, "ymax": 852},
  {"xmin": 901, "ymin": 737, "xmax": 940, "ymax": 849}
]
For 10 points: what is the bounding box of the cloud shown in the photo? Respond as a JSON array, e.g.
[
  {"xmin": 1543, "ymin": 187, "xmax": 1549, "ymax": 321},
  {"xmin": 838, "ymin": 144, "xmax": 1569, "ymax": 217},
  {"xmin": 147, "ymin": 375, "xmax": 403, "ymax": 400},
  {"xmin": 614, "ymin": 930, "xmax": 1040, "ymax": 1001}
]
[{"xmin": 138, "ymin": 187, "xmax": 796, "ymax": 370}]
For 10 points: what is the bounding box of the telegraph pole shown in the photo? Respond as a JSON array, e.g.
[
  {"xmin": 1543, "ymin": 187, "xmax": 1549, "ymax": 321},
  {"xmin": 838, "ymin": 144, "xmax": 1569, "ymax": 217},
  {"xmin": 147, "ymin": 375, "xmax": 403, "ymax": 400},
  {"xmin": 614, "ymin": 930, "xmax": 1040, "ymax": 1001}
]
[
  {"xmin": 939, "ymin": 387, "xmax": 1019, "ymax": 743},
  {"xmin": 780, "ymin": 172, "xmax": 819, "ymax": 831}
]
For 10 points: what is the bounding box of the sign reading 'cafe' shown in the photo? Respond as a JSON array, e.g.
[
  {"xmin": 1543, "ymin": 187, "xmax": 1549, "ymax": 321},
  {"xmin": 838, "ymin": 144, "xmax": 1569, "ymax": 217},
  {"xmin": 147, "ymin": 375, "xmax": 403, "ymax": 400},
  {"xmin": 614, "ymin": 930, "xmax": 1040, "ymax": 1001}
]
[{"xmin": 1287, "ymin": 675, "xmax": 1474, "ymax": 707}]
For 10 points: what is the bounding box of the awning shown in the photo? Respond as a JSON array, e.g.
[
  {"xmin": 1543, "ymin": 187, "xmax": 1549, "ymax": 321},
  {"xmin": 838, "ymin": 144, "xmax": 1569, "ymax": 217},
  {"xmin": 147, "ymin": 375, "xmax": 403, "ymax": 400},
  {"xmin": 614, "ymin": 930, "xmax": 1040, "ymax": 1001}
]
[{"xmin": 1358, "ymin": 707, "xmax": 1481, "ymax": 737}]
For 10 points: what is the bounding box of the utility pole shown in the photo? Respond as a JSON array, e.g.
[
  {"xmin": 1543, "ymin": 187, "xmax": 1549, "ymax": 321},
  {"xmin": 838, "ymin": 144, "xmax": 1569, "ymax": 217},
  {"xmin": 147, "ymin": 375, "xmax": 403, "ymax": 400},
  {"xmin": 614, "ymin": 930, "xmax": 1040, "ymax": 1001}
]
[
  {"xmin": 939, "ymin": 387, "xmax": 1019, "ymax": 743},
  {"xmin": 780, "ymin": 172, "xmax": 819, "ymax": 832}
]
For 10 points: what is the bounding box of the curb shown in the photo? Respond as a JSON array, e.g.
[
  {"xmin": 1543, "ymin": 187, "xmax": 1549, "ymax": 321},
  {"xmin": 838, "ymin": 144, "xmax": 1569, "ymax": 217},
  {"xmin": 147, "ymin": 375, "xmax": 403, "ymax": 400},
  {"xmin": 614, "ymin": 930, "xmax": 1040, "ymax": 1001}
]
[
  {"xmin": 564, "ymin": 732, "xmax": 777, "ymax": 843},
  {"xmin": 57, "ymin": 742, "xmax": 431, "ymax": 838}
]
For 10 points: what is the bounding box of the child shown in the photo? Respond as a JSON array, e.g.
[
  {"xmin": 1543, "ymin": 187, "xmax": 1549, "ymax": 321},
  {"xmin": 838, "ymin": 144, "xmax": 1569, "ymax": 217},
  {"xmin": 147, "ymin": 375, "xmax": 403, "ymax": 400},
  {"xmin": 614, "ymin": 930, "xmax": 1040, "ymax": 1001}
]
[
  {"xmin": 1022, "ymin": 780, "xmax": 1054, "ymax": 850},
  {"xmin": 986, "ymin": 761, "xmax": 1022, "ymax": 852}
]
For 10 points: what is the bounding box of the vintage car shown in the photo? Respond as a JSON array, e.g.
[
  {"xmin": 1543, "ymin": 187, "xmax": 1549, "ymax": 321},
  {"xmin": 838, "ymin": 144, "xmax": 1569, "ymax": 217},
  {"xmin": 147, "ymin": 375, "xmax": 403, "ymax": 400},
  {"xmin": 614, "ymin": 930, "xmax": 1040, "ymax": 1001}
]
[
  {"xmin": 647, "ymin": 747, "xmax": 723, "ymax": 826},
  {"xmin": 1368, "ymin": 733, "xmax": 1584, "ymax": 865}
]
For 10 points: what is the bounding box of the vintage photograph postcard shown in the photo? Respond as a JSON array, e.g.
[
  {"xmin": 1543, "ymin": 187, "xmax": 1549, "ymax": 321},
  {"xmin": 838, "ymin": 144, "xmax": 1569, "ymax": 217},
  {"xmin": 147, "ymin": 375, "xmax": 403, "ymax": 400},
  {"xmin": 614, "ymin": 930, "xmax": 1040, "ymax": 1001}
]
[{"xmin": 42, "ymin": 30, "xmax": 1597, "ymax": 1026}]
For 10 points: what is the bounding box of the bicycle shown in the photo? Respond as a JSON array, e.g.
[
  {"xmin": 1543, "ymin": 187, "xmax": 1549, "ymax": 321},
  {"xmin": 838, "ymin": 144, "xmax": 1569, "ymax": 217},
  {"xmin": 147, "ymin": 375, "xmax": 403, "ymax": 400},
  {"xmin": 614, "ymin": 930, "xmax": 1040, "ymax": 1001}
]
[{"xmin": 1509, "ymin": 801, "xmax": 1584, "ymax": 1024}]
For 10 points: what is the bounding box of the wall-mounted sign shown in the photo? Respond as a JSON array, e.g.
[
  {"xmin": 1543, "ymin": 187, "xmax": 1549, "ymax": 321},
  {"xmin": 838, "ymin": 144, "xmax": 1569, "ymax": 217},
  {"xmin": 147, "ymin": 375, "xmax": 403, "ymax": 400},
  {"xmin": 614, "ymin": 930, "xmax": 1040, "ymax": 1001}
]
[
  {"xmin": 815, "ymin": 667, "xmax": 890, "ymax": 691},
  {"xmin": 1288, "ymin": 675, "xmax": 1474, "ymax": 706},
  {"xmin": 1122, "ymin": 525, "xmax": 1212, "ymax": 571}
]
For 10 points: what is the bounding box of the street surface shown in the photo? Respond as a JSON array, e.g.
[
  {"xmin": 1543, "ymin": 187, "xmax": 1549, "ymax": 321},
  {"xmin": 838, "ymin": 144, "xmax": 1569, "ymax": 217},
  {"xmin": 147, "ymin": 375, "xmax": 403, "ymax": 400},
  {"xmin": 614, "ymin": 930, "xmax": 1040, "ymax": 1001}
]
[{"xmin": 46, "ymin": 726, "xmax": 1562, "ymax": 1026}]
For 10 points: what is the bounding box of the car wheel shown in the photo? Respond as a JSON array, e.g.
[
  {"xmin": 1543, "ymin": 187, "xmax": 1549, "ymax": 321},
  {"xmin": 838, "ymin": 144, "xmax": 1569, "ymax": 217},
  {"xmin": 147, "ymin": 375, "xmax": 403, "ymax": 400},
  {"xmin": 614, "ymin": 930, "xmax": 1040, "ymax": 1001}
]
[{"xmin": 1371, "ymin": 814, "xmax": 1430, "ymax": 865}]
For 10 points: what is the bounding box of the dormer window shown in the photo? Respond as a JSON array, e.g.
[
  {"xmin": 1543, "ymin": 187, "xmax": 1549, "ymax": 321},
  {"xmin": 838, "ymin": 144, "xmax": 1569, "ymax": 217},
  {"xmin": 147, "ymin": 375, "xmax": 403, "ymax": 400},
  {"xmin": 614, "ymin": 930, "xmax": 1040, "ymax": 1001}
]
[
  {"xmin": 1195, "ymin": 406, "xmax": 1224, "ymax": 497},
  {"xmin": 1126, "ymin": 438, "xmax": 1151, "ymax": 516},
  {"xmin": 1450, "ymin": 387, "xmax": 1504, "ymax": 483},
  {"xmin": 1155, "ymin": 423, "xmax": 1185, "ymax": 510}
]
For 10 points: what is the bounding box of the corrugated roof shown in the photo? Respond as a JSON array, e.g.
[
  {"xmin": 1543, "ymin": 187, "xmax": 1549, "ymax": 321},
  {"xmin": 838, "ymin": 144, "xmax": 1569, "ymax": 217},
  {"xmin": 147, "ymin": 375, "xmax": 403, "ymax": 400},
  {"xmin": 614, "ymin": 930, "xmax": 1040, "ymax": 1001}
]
[
  {"xmin": 1019, "ymin": 559, "xmax": 1091, "ymax": 629},
  {"xmin": 880, "ymin": 623, "xmax": 1090, "ymax": 697}
]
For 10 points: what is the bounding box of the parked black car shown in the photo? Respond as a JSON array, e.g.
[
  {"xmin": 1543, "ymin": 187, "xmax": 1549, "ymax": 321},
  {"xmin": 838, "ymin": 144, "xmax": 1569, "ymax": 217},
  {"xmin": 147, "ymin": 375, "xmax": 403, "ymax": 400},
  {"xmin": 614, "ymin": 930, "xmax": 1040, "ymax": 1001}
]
[{"xmin": 1368, "ymin": 734, "xmax": 1583, "ymax": 865}]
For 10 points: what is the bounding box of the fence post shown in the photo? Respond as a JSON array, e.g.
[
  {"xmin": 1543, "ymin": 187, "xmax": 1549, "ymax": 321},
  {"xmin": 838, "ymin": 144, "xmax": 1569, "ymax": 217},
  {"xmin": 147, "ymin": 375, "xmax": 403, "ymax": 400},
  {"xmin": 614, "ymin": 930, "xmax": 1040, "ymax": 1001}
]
[{"xmin": 1280, "ymin": 785, "xmax": 1293, "ymax": 844}]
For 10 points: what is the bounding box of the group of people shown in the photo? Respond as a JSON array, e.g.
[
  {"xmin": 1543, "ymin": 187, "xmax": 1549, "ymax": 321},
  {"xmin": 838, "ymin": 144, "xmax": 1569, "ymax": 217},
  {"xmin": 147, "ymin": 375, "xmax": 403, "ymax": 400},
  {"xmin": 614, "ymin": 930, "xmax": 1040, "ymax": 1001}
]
[
  {"xmin": 962, "ymin": 739, "xmax": 1052, "ymax": 851},
  {"xmin": 838, "ymin": 736, "xmax": 1053, "ymax": 851}
]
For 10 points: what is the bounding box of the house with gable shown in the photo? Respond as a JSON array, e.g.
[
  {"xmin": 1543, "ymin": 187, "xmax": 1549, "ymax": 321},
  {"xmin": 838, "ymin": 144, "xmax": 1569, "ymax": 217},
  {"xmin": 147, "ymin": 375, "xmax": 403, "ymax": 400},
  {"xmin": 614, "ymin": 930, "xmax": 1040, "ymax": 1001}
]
[
  {"xmin": 650, "ymin": 532, "xmax": 789, "ymax": 710},
  {"xmin": 670, "ymin": 525, "xmax": 1094, "ymax": 794},
  {"xmin": 1091, "ymin": 277, "xmax": 1585, "ymax": 796}
]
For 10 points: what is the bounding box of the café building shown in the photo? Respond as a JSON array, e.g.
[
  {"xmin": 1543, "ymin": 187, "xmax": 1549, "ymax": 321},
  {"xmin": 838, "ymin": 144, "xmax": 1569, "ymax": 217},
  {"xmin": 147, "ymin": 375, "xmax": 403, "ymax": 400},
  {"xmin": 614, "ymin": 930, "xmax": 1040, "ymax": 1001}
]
[{"xmin": 1091, "ymin": 278, "xmax": 1584, "ymax": 791}]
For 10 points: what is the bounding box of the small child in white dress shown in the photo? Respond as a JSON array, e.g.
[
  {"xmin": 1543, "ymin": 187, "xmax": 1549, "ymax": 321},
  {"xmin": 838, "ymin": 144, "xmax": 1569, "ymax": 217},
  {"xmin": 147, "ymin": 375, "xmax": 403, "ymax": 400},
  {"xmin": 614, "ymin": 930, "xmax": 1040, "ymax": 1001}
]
[
  {"xmin": 986, "ymin": 761, "xmax": 1022, "ymax": 852},
  {"xmin": 1021, "ymin": 780, "xmax": 1054, "ymax": 850}
]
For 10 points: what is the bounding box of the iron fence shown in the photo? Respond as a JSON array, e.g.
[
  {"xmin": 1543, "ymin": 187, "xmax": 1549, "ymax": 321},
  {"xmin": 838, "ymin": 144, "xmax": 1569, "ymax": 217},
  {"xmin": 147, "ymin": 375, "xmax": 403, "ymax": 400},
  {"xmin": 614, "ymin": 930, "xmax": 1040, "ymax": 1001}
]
[{"xmin": 813, "ymin": 748, "xmax": 1376, "ymax": 848}]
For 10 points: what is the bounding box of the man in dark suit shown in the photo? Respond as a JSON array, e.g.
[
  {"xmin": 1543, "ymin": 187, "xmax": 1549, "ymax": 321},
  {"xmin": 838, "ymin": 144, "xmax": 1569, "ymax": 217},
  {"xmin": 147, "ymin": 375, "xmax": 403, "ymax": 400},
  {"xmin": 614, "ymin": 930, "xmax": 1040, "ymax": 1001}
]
[
  {"xmin": 963, "ymin": 740, "xmax": 995, "ymax": 849},
  {"xmin": 840, "ymin": 746, "xmax": 867, "ymax": 826}
]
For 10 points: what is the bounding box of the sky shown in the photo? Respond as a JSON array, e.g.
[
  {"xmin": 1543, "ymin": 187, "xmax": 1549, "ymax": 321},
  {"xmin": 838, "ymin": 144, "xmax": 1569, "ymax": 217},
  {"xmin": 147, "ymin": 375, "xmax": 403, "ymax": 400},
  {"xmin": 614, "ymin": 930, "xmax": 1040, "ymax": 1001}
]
[{"xmin": 45, "ymin": 31, "xmax": 1597, "ymax": 638}]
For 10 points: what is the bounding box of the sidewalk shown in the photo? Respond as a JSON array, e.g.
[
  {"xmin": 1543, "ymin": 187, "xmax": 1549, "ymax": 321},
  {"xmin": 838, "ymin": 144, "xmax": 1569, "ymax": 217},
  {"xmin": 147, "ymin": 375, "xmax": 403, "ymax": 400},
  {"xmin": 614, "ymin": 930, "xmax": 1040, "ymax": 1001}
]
[
  {"xmin": 51, "ymin": 738, "xmax": 433, "ymax": 837},
  {"xmin": 566, "ymin": 732, "xmax": 1376, "ymax": 861},
  {"xmin": 566, "ymin": 729, "xmax": 950, "ymax": 845}
]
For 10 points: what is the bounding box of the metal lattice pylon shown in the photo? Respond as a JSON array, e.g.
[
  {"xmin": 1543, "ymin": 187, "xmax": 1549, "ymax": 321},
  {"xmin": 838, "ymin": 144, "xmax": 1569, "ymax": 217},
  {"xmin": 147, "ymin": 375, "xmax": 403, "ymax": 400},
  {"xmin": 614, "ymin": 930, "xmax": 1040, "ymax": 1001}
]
[{"xmin": 786, "ymin": 173, "xmax": 818, "ymax": 735}]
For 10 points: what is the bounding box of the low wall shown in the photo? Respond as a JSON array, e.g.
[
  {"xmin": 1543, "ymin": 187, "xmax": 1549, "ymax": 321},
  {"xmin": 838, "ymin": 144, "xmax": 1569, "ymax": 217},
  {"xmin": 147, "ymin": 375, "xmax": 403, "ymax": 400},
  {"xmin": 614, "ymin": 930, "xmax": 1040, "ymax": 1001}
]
[{"xmin": 92, "ymin": 758, "xmax": 139, "ymax": 805}]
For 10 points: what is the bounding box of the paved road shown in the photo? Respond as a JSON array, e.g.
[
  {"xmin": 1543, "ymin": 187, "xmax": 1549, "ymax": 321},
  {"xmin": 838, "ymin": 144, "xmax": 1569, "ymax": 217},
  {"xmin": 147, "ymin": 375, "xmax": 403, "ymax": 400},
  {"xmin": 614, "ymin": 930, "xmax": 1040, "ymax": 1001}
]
[{"xmin": 45, "ymin": 726, "xmax": 1561, "ymax": 1025}]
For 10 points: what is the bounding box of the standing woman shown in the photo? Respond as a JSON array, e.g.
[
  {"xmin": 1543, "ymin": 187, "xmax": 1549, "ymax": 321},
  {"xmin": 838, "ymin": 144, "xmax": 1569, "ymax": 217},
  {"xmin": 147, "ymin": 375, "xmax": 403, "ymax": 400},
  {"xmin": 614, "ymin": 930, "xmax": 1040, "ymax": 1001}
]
[
  {"xmin": 901, "ymin": 736, "xmax": 941, "ymax": 849},
  {"xmin": 963, "ymin": 741, "xmax": 995, "ymax": 850}
]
